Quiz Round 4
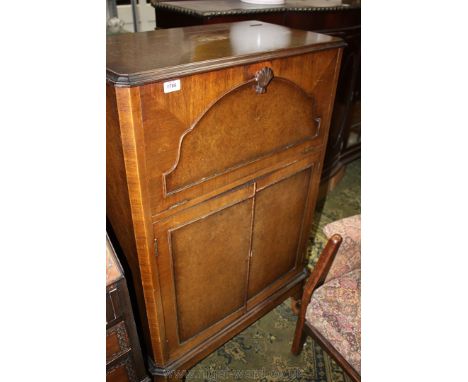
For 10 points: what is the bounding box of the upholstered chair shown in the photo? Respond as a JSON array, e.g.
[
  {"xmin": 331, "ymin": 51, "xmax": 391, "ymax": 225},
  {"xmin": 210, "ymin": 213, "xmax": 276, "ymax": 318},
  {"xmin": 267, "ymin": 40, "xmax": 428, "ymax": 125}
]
[{"xmin": 292, "ymin": 215, "xmax": 361, "ymax": 382}]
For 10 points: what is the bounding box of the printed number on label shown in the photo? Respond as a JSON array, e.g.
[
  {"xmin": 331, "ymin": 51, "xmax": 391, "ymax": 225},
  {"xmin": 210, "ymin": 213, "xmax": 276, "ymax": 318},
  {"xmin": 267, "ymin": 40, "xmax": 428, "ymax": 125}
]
[{"xmin": 163, "ymin": 79, "xmax": 181, "ymax": 93}]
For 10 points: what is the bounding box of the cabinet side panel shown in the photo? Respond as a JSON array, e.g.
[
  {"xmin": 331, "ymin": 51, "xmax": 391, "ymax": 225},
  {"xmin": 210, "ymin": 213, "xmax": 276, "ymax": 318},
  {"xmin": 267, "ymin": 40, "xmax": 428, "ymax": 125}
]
[
  {"xmin": 107, "ymin": 83, "xmax": 138, "ymax": 273},
  {"xmin": 113, "ymin": 86, "xmax": 171, "ymax": 365},
  {"xmin": 106, "ymin": 83, "xmax": 156, "ymax": 363}
]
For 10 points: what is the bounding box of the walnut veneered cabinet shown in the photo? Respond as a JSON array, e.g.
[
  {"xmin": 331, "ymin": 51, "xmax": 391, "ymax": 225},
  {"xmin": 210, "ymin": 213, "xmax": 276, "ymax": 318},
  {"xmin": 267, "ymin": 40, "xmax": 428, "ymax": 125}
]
[{"xmin": 106, "ymin": 21, "xmax": 344, "ymax": 381}]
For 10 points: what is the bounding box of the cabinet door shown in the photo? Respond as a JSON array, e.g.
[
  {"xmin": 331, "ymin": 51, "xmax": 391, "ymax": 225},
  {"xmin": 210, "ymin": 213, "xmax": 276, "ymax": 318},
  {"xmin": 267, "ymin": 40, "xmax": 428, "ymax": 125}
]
[
  {"xmin": 247, "ymin": 159, "xmax": 320, "ymax": 308},
  {"xmin": 154, "ymin": 184, "xmax": 254, "ymax": 359},
  {"xmin": 248, "ymin": 168, "xmax": 310, "ymax": 298},
  {"xmin": 139, "ymin": 61, "xmax": 330, "ymax": 219}
]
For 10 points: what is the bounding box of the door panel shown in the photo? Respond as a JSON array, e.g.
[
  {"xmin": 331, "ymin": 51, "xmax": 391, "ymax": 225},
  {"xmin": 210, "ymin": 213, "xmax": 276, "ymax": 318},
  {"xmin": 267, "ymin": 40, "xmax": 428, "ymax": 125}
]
[
  {"xmin": 154, "ymin": 184, "xmax": 255, "ymax": 357},
  {"xmin": 138, "ymin": 49, "xmax": 337, "ymax": 219},
  {"xmin": 164, "ymin": 78, "xmax": 320, "ymax": 194},
  {"xmin": 248, "ymin": 168, "xmax": 311, "ymax": 299},
  {"xmin": 170, "ymin": 199, "xmax": 252, "ymax": 342}
]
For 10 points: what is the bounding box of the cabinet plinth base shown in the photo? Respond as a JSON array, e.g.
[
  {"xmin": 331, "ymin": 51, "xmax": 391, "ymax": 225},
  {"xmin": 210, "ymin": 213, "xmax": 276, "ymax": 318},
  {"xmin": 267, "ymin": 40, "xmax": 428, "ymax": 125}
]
[{"xmin": 147, "ymin": 270, "xmax": 307, "ymax": 380}]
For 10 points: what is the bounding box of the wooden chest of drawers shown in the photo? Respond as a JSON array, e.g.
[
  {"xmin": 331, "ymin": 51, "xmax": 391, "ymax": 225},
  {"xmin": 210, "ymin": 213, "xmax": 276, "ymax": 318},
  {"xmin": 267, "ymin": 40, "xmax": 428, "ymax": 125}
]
[
  {"xmin": 107, "ymin": 236, "xmax": 149, "ymax": 382},
  {"xmin": 106, "ymin": 21, "xmax": 344, "ymax": 380}
]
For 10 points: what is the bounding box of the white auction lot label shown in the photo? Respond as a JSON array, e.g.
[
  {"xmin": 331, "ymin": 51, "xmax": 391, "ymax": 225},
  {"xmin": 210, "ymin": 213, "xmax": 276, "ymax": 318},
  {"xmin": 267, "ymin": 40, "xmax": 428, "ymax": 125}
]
[{"xmin": 163, "ymin": 79, "xmax": 181, "ymax": 93}]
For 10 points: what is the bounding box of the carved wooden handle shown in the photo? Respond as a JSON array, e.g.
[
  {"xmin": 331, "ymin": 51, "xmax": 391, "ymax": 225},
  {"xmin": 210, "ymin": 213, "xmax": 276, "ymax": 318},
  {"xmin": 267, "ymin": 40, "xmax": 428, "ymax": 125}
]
[{"xmin": 254, "ymin": 67, "xmax": 274, "ymax": 94}]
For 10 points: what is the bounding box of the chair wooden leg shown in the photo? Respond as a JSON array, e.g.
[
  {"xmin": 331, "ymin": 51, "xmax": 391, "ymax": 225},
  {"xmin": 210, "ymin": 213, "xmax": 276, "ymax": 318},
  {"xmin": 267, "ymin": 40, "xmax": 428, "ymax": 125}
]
[
  {"xmin": 291, "ymin": 318, "xmax": 306, "ymax": 355},
  {"xmin": 291, "ymin": 235, "xmax": 343, "ymax": 356}
]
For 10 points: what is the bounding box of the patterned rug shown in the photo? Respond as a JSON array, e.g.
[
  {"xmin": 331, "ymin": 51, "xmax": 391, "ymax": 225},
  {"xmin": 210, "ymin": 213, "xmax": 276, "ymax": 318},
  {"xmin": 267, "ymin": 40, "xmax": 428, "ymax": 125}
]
[{"xmin": 186, "ymin": 160, "xmax": 361, "ymax": 382}]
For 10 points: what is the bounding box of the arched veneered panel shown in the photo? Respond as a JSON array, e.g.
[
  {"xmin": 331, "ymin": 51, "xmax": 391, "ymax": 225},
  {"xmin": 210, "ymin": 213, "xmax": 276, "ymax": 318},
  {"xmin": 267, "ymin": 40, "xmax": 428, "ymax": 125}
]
[{"xmin": 164, "ymin": 78, "xmax": 320, "ymax": 194}]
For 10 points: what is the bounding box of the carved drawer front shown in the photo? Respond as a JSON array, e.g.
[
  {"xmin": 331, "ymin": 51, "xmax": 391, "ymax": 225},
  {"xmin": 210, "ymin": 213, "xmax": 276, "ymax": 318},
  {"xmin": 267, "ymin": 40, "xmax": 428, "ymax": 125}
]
[
  {"xmin": 106, "ymin": 354, "xmax": 139, "ymax": 382},
  {"xmin": 139, "ymin": 52, "xmax": 338, "ymax": 220},
  {"xmin": 106, "ymin": 321, "xmax": 131, "ymax": 364}
]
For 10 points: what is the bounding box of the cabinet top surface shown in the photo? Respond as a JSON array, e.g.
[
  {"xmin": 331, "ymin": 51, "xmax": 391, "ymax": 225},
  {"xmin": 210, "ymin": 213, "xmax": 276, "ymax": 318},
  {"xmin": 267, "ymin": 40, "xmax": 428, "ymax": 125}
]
[
  {"xmin": 152, "ymin": 0, "xmax": 360, "ymax": 15},
  {"xmin": 106, "ymin": 21, "xmax": 344, "ymax": 87}
]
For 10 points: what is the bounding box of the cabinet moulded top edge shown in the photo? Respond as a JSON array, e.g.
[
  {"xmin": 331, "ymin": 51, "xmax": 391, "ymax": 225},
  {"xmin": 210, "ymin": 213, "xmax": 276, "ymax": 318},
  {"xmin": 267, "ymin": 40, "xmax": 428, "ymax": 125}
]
[{"xmin": 106, "ymin": 20, "xmax": 345, "ymax": 87}]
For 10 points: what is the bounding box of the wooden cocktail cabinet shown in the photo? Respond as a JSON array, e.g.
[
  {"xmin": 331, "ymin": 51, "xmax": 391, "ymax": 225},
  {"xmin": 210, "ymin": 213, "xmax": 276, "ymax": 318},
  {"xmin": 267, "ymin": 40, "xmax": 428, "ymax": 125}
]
[{"xmin": 106, "ymin": 21, "xmax": 344, "ymax": 380}]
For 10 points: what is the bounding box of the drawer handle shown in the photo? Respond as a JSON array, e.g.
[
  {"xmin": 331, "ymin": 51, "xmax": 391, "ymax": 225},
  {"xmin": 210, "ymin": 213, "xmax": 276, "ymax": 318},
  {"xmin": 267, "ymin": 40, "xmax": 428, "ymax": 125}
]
[{"xmin": 254, "ymin": 67, "xmax": 274, "ymax": 94}]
